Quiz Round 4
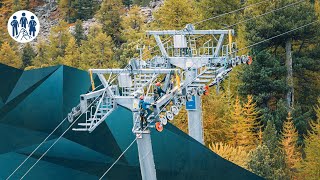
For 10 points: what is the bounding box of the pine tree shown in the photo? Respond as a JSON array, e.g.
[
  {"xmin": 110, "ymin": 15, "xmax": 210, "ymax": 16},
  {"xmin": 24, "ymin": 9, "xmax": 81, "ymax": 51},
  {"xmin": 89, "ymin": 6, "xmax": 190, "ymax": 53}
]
[
  {"xmin": 299, "ymin": 100, "xmax": 320, "ymax": 179},
  {"xmin": 32, "ymin": 39, "xmax": 50, "ymax": 68},
  {"xmin": 261, "ymin": 120, "xmax": 288, "ymax": 179},
  {"xmin": 13, "ymin": 0, "xmax": 21, "ymax": 11},
  {"xmin": 197, "ymin": 0, "xmax": 241, "ymax": 29},
  {"xmin": 21, "ymin": 44, "xmax": 36, "ymax": 69},
  {"xmin": 239, "ymin": 51, "xmax": 287, "ymax": 126},
  {"xmin": 59, "ymin": 0, "xmax": 75, "ymax": 23},
  {"xmin": 73, "ymin": 19, "xmax": 86, "ymax": 46},
  {"xmin": 263, "ymin": 120, "xmax": 279, "ymax": 154},
  {"xmin": 96, "ymin": 0, "xmax": 124, "ymax": 47},
  {"xmin": 49, "ymin": 20, "xmax": 72, "ymax": 64},
  {"xmin": 153, "ymin": 0, "xmax": 198, "ymax": 29},
  {"xmin": 281, "ymin": 112, "xmax": 301, "ymax": 178},
  {"xmin": 245, "ymin": 0, "xmax": 318, "ymax": 109},
  {"xmin": 247, "ymin": 145, "xmax": 274, "ymax": 179},
  {"xmin": 132, "ymin": 0, "xmax": 149, "ymax": 6},
  {"xmin": 121, "ymin": 5, "xmax": 145, "ymax": 42},
  {"xmin": 80, "ymin": 25, "xmax": 114, "ymax": 69},
  {"xmin": 247, "ymin": 144, "xmax": 288, "ymax": 179},
  {"xmin": 120, "ymin": 5, "xmax": 147, "ymax": 64},
  {"xmin": 0, "ymin": 42, "xmax": 22, "ymax": 68},
  {"xmin": 75, "ymin": 0, "xmax": 98, "ymax": 21},
  {"xmin": 123, "ymin": 0, "xmax": 132, "ymax": 7}
]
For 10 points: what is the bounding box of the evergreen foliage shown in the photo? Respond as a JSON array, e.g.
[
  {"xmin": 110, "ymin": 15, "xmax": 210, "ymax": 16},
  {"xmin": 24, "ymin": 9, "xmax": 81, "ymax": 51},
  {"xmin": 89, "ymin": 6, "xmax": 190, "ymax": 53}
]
[
  {"xmin": 153, "ymin": 0, "xmax": 198, "ymax": 29},
  {"xmin": 21, "ymin": 44, "xmax": 36, "ymax": 69},
  {"xmin": 59, "ymin": 0, "xmax": 99, "ymax": 23},
  {"xmin": 32, "ymin": 39, "xmax": 50, "ymax": 68},
  {"xmin": 247, "ymin": 144, "xmax": 287, "ymax": 180},
  {"xmin": 73, "ymin": 19, "xmax": 87, "ymax": 46},
  {"xmin": 96, "ymin": 0, "xmax": 124, "ymax": 47},
  {"xmin": 48, "ymin": 20, "xmax": 72, "ymax": 64}
]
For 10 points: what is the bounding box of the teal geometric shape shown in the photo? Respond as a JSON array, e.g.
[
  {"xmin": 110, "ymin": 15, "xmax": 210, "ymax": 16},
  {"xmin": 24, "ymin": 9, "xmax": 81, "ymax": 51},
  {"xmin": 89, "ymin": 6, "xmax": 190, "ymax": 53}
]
[
  {"xmin": 16, "ymin": 138, "xmax": 115, "ymax": 164},
  {"xmin": 0, "ymin": 152, "xmax": 97, "ymax": 179},
  {"xmin": 0, "ymin": 123, "xmax": 56, "ymax": 154},
  {"xmin": 6, "ymin": 66, "xmax": 59, "ymax": 103},
  {"xmin": 0, "ymin": 96, "xmax": 3, "ymax": 108},
  {"xmin": 1, "ymin": 66, "xmax": 63, "ymax": 133},
  {"xmin": 0, "ymin": 64, "xmax": 261, "ymax": 180},
  {"xmin": 62, "ymin": 66, "xmax": 93, "ymax": 117},
  {"xmin": 0, "ymin": 64, "xmax": 23, "ymax": 103}
]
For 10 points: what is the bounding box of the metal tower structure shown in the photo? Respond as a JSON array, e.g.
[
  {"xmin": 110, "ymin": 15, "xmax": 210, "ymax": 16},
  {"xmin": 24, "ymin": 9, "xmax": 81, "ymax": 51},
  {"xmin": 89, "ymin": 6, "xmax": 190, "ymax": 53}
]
[{"xmin": 67, "ymin": 24, "xmax": 252, "ymax": 180}]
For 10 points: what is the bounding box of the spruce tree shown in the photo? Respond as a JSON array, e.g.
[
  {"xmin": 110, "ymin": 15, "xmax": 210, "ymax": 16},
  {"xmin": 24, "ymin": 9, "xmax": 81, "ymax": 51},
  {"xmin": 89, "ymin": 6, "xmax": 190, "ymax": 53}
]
[
  {"xmin": 32, "ymin": 40, "xmax": 50, "ymax": 68},
  {"xmin": 21, "ymin": 44, "xmax": 36, "ymax": 69},
  {"xmin": 75, "ymin": 0, "xmax": 98, "ymax": 21},
  {"xmin": 123, "ymin": 0, "xmax": 132, "ymax": 7},
  {"xmin": 247, "ymin": 145, "xmax": 274, "ymax": 179},
  {"xmin": 49, "ymin": 20, "xmax": 72, "ymax": 64},
  {"xmin": 261, "ymin": 120, "xmax": 288, "ymax": 179},
  {"xmin": 96, "ymin": 0, "xmax": 124, "ymax": 47},
  {"xmin": 73, "ymin": 20, "xmax": 86, "ymax": 46}
]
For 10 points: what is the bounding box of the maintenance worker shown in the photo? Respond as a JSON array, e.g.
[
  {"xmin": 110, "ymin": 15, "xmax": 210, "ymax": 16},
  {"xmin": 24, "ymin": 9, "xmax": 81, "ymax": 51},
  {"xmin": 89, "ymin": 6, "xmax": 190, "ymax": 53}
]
[
  {"xmin": 154, "ymin": 82, "xmax": 166, "ymax": 100},
  {"xmin": 139, "ymin": 95, "xmax": 153, "ymax": 130}
]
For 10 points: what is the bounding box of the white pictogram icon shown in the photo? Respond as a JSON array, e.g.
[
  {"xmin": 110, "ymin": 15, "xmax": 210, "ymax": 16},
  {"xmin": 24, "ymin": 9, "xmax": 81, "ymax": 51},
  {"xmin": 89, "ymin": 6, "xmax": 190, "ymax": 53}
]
[{"xmin": 7, "ymin": 10, "xmax": 40, "ymax": 43}]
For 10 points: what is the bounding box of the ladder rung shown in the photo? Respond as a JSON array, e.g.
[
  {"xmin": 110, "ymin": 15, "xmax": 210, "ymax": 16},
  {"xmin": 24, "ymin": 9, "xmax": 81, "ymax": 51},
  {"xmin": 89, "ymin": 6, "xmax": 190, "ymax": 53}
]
[
  {"xmin": 78, "ymin": 123, "xmax": 91, "ymax": 126},
  {"xmin": 203, "ymin": 71, "xmax": 214, "ymax": 74},
  {"xmin": 189, "ymin": 84, "xmax": 205, "ymax": 87},
  {"xmin": 199, "ymin": 75, "xmax": 215, "ymax": 79},
  {"xmin": 194, "ymin": 79, "xmax": 210, "ymax": 83},
  {"xmin": 72, "ymin": 128, "xmax": 88, "ymax": 131},
  {"xmin": 208, "ymin": 67, "xmax": 218, "ymax": 70}
]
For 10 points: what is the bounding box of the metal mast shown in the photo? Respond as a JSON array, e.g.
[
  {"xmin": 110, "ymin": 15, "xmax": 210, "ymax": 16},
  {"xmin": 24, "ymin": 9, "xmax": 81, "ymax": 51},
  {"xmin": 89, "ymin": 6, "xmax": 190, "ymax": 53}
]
[{"xmin": 67, "ymin": 24, "xmax": 252, "ymax": 180}]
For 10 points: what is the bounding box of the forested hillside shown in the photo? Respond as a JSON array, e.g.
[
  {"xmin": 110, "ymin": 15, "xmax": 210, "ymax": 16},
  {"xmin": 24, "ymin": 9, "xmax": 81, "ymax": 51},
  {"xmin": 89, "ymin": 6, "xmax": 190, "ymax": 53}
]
[{"xmin": 1, "ymin": 0, "xmax": 320, "ymax": 179}]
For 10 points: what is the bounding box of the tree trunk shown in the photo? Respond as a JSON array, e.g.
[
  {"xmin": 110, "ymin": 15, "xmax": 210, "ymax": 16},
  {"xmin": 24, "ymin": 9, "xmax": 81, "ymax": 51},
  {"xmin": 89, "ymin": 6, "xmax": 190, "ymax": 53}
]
[{"xmin": 285, "ymin": 38, "xmax": 294, "ymax": 110}]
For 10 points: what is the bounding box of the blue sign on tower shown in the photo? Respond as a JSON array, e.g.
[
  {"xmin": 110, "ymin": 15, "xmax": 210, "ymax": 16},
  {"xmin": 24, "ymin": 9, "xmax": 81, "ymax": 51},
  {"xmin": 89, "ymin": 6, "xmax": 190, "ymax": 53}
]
[{"xmin": 186, "ymin": 96, "xmax": 197, "ymax": 110}]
